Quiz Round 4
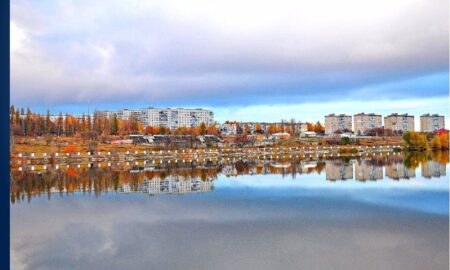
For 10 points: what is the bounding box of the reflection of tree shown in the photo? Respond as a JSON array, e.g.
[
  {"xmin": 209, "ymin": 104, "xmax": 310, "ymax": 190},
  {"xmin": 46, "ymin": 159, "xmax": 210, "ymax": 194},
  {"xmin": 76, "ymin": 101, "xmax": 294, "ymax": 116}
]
[
  {"xmin": 431, "ymin": 150, "xmax": 449, "ymax": 165},
  {"xmin": 10, "ymin": 153, "xmax": 449, "ymax": 204},
  {"xmin": 403, "ymin": 151, "xmax": 428, "ymax": 169}
]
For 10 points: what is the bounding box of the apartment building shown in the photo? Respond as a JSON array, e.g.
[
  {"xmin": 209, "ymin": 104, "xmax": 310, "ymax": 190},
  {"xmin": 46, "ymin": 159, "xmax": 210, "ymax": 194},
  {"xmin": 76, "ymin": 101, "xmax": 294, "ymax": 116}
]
[
  {"xmin": 384, "ymin": 113, "xmax": 414, "ymax": 132},
  {"xmin": 96, "ymin": 107, "xmax": 214, "ymax": 129},
  {"xmin": 420, "ymin": 114, "xmax": 445, "ymax": 132},
  {"xmin": 353, "ymin": 113, "xmax": 382, "ymax": 134},
  {"xmin": 324, "ymin": 114, "xmax": 352, "ymax": 134}
]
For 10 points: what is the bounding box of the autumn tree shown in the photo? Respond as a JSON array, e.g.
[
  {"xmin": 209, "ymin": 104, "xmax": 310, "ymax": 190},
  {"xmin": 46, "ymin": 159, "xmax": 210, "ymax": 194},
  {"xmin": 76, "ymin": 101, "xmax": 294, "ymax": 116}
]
[
  {"xmin": 314, "ymin": 121, "xmax": 325, "ymax": 134},
  {"xmin": 199, "ymin": 122, "xmax": 207, "ymax": 135}
]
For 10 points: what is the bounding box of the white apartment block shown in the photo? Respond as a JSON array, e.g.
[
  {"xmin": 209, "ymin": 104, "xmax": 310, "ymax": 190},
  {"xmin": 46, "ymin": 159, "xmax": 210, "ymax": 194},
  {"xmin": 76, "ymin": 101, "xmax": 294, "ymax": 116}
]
[
  {"xmin": 420, "ymin": 114, "xmax": 445, "ymax": 132},
  {"xmin": 353, "ymin": 113, "xmax": 382, "ymax": 134},
  {"xmin": 384, "ymin": 113, "xmax": 414, "ymax": 132},
  {"xmin": 96, "ymin": 107, "xmax": 214, "ymax": 129},
  {"xmin": 325, "ymin": 114, "xmax": 352, "ymax": 134}
]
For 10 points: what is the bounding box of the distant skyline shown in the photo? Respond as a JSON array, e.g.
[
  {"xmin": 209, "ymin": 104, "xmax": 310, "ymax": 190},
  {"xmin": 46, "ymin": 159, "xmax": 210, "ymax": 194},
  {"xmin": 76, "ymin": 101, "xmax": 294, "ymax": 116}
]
[{"xmin": 10, "ymin": 0, "xmax": 449, "ymax": 126}]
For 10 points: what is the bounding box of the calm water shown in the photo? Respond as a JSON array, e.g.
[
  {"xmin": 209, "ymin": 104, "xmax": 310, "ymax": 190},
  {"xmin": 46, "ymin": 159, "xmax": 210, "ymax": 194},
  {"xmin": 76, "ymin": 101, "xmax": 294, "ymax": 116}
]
[{"xmin": 11, "ymin": 152, "xmax": 449, "ymax": 270}]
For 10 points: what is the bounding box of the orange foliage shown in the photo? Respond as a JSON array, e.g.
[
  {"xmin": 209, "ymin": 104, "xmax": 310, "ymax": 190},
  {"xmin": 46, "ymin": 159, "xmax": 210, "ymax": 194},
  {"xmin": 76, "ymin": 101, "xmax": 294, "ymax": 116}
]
[{"xmin": 64, "ymin": 145, "xmax": 78, "ymax": 153}]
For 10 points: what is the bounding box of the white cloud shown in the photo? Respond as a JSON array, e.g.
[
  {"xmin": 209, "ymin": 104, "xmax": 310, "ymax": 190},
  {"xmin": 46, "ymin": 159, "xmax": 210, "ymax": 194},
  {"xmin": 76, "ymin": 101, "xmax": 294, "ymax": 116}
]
[{"xmin": 10, "ymin": 0, "xmax": 449, "ymax": 108}]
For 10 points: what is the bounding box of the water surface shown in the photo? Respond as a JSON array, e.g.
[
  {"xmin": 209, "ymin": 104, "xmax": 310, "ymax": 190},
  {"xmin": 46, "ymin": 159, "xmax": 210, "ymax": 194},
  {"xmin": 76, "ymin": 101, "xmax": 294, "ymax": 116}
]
[{"xmin": 11, "ymin": 153, "xmax": 449, "ymax": 270}]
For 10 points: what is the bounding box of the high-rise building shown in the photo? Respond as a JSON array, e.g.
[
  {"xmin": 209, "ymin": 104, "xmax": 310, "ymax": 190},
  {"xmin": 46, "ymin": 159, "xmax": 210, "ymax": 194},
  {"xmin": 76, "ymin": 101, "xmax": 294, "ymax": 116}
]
[
  {"xmin": 96, "ymin": 107, "xmax": 214, "ymax": 129},
  {"xmin": 384, "ymin": 113, "xmax": 414, "ymax": 132},
  {"xmin": 420, "ymin": 114, "xmax": 445, "ymax": 132},
  {"xmin": 353, "ymin": 113, "xmax": 382, "ymax": 134},
  {"xmin": 324, "ymin": 114, "xmax": 352, "ymax": 134}
]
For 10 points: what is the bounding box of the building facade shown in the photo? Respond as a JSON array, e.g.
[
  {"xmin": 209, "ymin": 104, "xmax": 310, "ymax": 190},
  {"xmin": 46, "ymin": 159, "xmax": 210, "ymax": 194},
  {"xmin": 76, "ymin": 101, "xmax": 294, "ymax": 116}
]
[
  {"xmin": 420, "ymin": 114, "xmax": 445, "ymax": 132},
  {"xmin": 353, "ymin": 113, "xmax": 382, "ymax": 134},
  {"xmin": 324, "ymin": 114, "xmax": 352, "ymax": 134},
  {"xmin": 384, "ymin": 113, "xmax": 414, "ymax": 132},
  {"xmin": 96, "ymin": 107, "xmax": 214, "ymax": 129}
]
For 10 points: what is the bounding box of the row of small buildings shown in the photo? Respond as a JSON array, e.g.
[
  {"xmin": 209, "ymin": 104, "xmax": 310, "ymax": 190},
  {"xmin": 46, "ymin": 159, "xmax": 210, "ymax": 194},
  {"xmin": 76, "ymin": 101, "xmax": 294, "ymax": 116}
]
[{"xmin": 325, "ymin": 113, "xmax": 445, "ymax": 134}]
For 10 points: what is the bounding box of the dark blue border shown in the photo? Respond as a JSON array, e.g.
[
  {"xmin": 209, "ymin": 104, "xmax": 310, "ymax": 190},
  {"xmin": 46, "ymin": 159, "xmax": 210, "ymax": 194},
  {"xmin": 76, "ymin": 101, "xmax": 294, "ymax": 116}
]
[{"xmin": 1, "ymin": 0, "xmax": 10, "ymax": 268}]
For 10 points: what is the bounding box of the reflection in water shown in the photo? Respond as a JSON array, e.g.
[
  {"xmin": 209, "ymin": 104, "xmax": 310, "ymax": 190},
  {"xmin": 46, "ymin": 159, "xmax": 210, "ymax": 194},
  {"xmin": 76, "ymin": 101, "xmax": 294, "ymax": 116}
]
[
  {"xmin": 10, "ymin": 151, "xmax": 449, "ymax": 204},
  {"xmin": 10, "ymin": 151, "xmax": 449, "ymax": 270}
]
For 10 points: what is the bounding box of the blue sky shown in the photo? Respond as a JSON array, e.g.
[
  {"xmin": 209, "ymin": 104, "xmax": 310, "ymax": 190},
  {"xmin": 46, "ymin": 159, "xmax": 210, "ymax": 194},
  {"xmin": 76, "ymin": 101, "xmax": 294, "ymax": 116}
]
[{"xmin": 10, "ymin": 0, "xmax": 449, "ymax": 125}]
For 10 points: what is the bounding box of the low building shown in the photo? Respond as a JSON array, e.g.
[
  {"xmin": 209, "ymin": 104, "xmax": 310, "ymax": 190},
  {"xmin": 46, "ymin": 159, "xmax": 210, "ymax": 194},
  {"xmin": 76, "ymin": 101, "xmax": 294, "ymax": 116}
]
[
  {"xmin": 218, "ymin": 123, "xmax": 238, "ymax": 135},
  {"xmin": 384, "ymin": 113, "xmax": 414, "ymax": 132},
  {"xmin": 353, "ymin": 113, "xmax": 382, "ymax": 134},
  {"xmin": 269, "ymin": 132, "xmax": 291, "ymax": 140},
  {"xmin": 420, "ymin": 114, "xmax": 445, "ymax": 132},
  {"xmin": 325, "ymin": 114, "xmax": 352, "ymax": 134}
]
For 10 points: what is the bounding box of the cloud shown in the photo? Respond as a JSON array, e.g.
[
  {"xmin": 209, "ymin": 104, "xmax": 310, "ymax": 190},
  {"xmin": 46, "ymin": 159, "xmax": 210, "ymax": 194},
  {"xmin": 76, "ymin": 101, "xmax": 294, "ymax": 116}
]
[{"xmin": 10, "ymin": 0, "xmax": 449, "ymax": 108}]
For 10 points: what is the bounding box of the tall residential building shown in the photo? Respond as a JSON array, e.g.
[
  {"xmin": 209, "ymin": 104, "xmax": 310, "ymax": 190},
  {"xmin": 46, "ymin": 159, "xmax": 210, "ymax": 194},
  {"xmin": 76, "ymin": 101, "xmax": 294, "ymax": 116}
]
[
  {"xmin": 324, "ymin": 114, "xmax": 352, "ymax": 134},
  {"xmin": 96, "ymin": 107, "xmax": 214, "ymax": 129},
  {"xmin": 384, "ymin": 113, "xmax": 414, "ymax": 132},
  {"xmin": 353, "ymin": 113, "xmax": 382, "ymax": 134},
  {"xmin": 420, "ymin": 114, "xmax": 445, "ymax": 132}
]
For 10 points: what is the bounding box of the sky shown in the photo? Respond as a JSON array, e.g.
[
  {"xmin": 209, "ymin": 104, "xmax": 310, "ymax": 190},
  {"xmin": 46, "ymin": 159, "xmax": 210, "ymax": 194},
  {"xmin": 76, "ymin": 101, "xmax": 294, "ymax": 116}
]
[{"xmin": 10, "ymin": 0, "xmax": 449, "ymax": 126}]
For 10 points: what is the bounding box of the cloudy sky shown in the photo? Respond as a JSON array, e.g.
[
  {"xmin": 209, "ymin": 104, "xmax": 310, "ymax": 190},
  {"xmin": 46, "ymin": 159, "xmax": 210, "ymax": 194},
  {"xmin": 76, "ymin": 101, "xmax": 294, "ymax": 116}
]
[{"xmin": 10, "ymin": 0, "xmax": 449, "ymax": 124}]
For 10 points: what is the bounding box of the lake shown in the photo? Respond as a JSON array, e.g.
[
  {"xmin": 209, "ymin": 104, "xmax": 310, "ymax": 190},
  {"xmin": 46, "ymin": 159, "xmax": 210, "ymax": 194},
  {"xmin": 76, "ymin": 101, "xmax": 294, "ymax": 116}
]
[{"xmin": 10, "ymin": 152, "xmax": 449, "ymax": 270}]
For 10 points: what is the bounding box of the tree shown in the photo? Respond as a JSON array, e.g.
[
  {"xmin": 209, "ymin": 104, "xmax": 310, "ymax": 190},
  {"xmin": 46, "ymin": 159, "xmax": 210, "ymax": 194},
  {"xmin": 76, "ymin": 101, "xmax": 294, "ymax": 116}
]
[
  {"xmin": 255, "ymin": 123, "xmax": 262, "ymax": 133},
  {"xmin": 268, "ymin": 124, "xmax": 276, "ymax": 134},
  {"xmin": 431, "ymin": 135, "xmax": 442, "ymax": 149},
  {"xmin": 306, "ymin": 122, "xmax": 314, "ymax": 132},
  {"xmin": 206, "ymin": 124, "xmax": 218, "ymax": 135},
  {"xmin": 199, "ymin": 122, "xmax": 207, "ymax": 135},
  {"xmin": 403, "ymin": 131, "xmax": 427, "ymax": 150},
  {"xmin": 111, "ymin": 114, "xmax": 119, "ymax": 135},
  {"xmin": 145, "ymin": 126, "xmax": 159, "ymax": 135},
  {"xmin": 46, "ymin": 110, "xmax": 52, "ymax": 134},
  {"xmin": 57, "ymin": 112, "xmax": 63, "ymax": 137},
  {"xmin": 314, "ymin": 121, "xmax": 325, "ymax": 134},
  {"xmin": 341, "ymin": 137, "xmax": 350, "ymax": 145}
]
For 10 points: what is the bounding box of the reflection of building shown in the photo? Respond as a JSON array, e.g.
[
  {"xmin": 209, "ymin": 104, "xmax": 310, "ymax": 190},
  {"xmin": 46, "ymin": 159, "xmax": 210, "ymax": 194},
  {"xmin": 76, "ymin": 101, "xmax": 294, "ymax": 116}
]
[
  {"xmin": 118, "ymin": 183, "xmax": 132, "ymax": 193},
  {"xmin": 384, "ymin": 113, "xmax": 414, "ymax": 132},
  {"xmin": 139, "ymin": 178, "xmax": 213, "ymax": 194},
  {"xmin": 325, "ymin": 160, "xmax": 353, "ymax": 181},
  {"xmin": 325, "ymin": 114, "xmax": 352, "ymax": 134},
  {"xmin": 421, "ymin": 161, "xmax": 446, "ymax": 178},
  {"xmin": 353, "ymin": 113, "xmax": 382, "ymax": 134},
  {"xmin": 355, "ymin": 160, "xmax": 383, "ymax": 181},
  {"xmin": 385, "ymin": 162, "xmax": 415, "ymax": 180},
  {"xmin": 221, "ymin": 165, "xmax": 238, "ymax": 176},
  {"xmin": 420, "ymin": 114, "xmax": 445, "ymax": 132}
]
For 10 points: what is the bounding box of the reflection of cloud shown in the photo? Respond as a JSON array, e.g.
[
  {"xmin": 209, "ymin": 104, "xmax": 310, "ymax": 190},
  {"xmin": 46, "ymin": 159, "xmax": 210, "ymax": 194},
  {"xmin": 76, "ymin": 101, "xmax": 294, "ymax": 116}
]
[
  {"xmin": 11, "ymin": 192, "xmax": 449, "ymax": 270},
  {"xmin": 10, "ymin": 249, "xmax": 27, "ymax": 270}
]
